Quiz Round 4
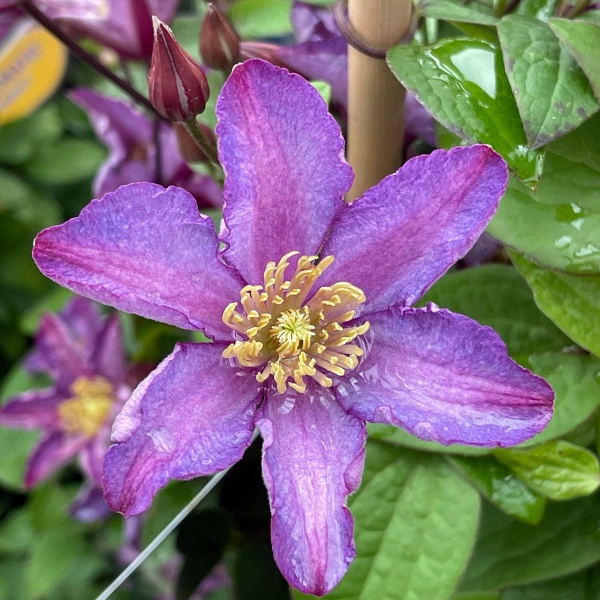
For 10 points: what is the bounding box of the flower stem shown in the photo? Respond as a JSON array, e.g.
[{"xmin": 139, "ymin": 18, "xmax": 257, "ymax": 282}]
[
  {"xmin": 184, "ymin": 118, "xmax": 221, "ymax": 167},
  {"xmin": 21, "ymin": 0, "xmax": 158, "ymax": 116}
]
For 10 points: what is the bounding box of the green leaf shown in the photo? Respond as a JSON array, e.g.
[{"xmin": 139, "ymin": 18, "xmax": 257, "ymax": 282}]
[
  {"xmin": 297, "ymin": 442, "xmax": 480, "ymax": 600},
  {"xmin": 0, "ymin": 104, "xmax": 63, "ymax": 165},
  {"xmin": 502, "ymin": 571, "xmax": 595, "ymax": 600},
  {"xmin": 514, "ymin": 0, "xmax": 560, "ymax": 21},
  {"xmin": 550, "ymin": 19, "xmax": 600, "ymax": 102},
  {"xmin": 24, "ymin": 138, "xmax": 107, "ymax": 185},
  {"xmin": 25, "ymin": 526, "xmax": 86, "ymax": 599},
  {"xmin": 489, "ymin": 114, "xmax": 600, "ymax": 274},
  {"xmin": 510, "ymin": 251, "xmax": 600, "ymax": 356},
  {"xmin": 230, "ymin": 0, "xmax": 293, "ymax": 38},
  {"xmin": 0, "ymin": 169, "xmax": 61, "ymax": 228},
  {"xmin": 448, "ymin": 455, "xmax": 546, "ymax": 524},
  {"xmin": 19, "ymin": 287, "xmax": 73, "ymax": 335},
  {"xmin": 368, "ymin": 423, "xmax": 492, "ymax": 456},
  {"xmin": 495, "ymin": 441, "xmax": 600, "ymax": 500},
  {"xmin": 419, "ymin": 264, "xmax": 571, "ymax": 358},
  {"xmin": 498, "ymin": 16, "xmax": 597, "ymax": 148},
  {"xmin": 522, "ymin": 351, "xmax": 600, "ymax": 445},
  {"xmin": 488, "ymin": 176, "xmax": 600, "ymax": 275},
  {"xmin": 417, "ymin": 0, "xmax": 498, "ymax": 25},
  {"xmin": 0, "ymin": 427, "xmax": 38, "ymax": 490},
  {"xmin": 387, "ymin": 39, "xmax": 543, "ymax": 185},
  {"xmin": 0, "ymin": 510, "xmax": 34, "ymax": 553},
  {"xmin": 459, "ymin": 495, "xmax": 600, "ymax": 593}
]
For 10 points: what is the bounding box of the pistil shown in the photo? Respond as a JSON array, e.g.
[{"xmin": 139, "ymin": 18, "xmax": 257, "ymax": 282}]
[
  {"xmin": 59, "ymin": 376, "xmax": 114, "ymax": 437},
  {"xmin": 222, "ymin": 252, "xmax": 369, "ymax": 394}
]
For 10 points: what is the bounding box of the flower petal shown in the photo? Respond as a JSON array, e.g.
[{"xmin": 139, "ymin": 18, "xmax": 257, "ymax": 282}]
[
  {"xmin": 104, "ymin": 342, "xmax": 262, "ymax": 516},
  {"xmin": 33, "ymin": 182, "xmax": 244, "ymax": 340},
  {"xmin": 256, "ymin": 385, "xmax": 366, "ymax": 595},
  {"xmin": 337, "ymin": 307, "xmax": 554, "ymax": 446},
  {"xmin": 25, "ymin": 432, "xmax": 88, "ymax": 488},
  {"xmin": 216, "ymin": 59, "xmax": 353, "ymax": 284},
  {"xmin": 320, "ymin": 146, "xmax": 508, "ymax": 313},
  {"xmin": 276, "ymin": 38, "xmax": 348, "ymax": 106},
  {"xmin": 36, "ymin": 314, "xmax": 91, "ymax": 387},
  {"xmin": 0, "ymin": 387, "xmax": 65, "ymax": 429},
  {"xmin": 70, "ymin": 484, "xmax": 111, "ymax": 522},
  {"xmin": 92, "ymin": 314, "xmax": 126, "ymax": 385}
]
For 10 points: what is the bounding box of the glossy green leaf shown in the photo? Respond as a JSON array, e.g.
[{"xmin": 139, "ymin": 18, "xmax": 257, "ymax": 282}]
[
  {"xmin": 24, "ymin": 138, "xmax": 107, "ymax": 185},
  {"xmin": 523, "ymin": 351, "xmax": 600, "ymax": 445},
  {"xmin": 511, "ymin": 252, "xmax": 600, "ymax": 356},
  {"xmin": 498, "ymin": 16, "xmax": 597, "ymax": 149},
  {"xmin": 419, "ymin": 264, "xmax": 571, "ymax": 358},
  {"xmin": 489, "ymin": 114, "xmax": 600, "ymax": 274},
  {"xmin": 297, "ymin": 442, "xmax": 480, "ymax": 600},
  {"xmin": 550, "ymin": 19, "xmax": 600, "ymax": 101},
  {"xmin": 514, "ymin": 0, "xmax": 560, "ymax": 21},
  {"xmin": 417, "ymin": 0, "xmax": 498, "ymax": 25},
  {"xmin": 496, "ymin": 441, "xmax": 600, "ymax": 500},
  {"xmin": 488, "ymin": 176, "xmax": 600, "ymax": 274},
  {"xmin": 231, "ymin": 0, "xmax": 293, "ymax": 38},
  {"xmin": 387, "ymin": 39, "xmax": 543, "ymax": 184},
  {"xmin": 448, "ymin": 455, "xmax": 546, "ymax": 523},
  {"xmin": 459, "ymin": 495, "xmax": 600, "ymax": 593}
]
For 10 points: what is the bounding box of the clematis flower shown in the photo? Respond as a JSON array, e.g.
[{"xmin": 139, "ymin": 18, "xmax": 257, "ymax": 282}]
[
  {"xmin": 45, "ymin": 0, "xmax": 178, "ymax": 60},
  {"xmin": 32, "ymin": 60, "xmax": 553, "ymax": 594},
  {"xmin": 70, "ymin": 88, "xmax": 222, "ymax": 208},
  {"xmin": 0, "ymin": 296, "xmax": 132, "ymax": 521}
]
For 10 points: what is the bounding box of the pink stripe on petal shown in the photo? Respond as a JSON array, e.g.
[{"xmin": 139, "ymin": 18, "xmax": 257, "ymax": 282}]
[
  {"xmin": 336, "ymin": 307, "xmax": 553, "ymax": 447},
  {"xmin": 257, "ymin": 385, "xmax": 366, "ymax": 595}
]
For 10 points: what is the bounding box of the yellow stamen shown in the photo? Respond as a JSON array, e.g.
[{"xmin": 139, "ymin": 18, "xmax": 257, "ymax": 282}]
[
  {"xmin": 58, "ymin": 376, "xmax": 113, "ymax": 437},
  {"xmin": 221, "ymin": 252, "xmax": 369, "ymax": 395}
]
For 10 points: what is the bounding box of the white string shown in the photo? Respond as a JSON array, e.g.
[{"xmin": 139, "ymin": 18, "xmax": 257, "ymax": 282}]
[{"xmin": 96, "ymin": 430, "xmax": 259, "ymax": 600}]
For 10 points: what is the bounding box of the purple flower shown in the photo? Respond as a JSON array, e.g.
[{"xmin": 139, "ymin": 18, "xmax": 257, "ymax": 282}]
[
  {"xmin": 0, "ymin": 296, "xmax": 131, "ymax": 521},
  {"xmin": 32, "ymin": 0, "xmax": 179, "ymax": 60},
  {"xmin": 70, "ymin": 88, "xmax": 222, "ymax": 208},
  {"xmin": 32, "ymin": 60, "xmax": 553, "ymax": 594}
]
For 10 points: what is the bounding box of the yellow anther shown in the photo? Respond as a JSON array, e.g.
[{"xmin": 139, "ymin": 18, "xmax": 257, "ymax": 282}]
[
  {"xmin": 221, "ymin": 252, "xmax": 369, "ymax": 396},
  {"xmin": 59, "ymin": 376, "xmax": 113, "ymax": 437}
]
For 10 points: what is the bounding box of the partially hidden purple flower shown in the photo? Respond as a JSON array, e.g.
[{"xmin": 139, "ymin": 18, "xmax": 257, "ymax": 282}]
[
  {"xmin": 70, "ymin": 88, "xmax": 222, "ymax": 208},
  {"xmin": 57, "ymin": 0, "xmax": 179, "ymax": 60},
  {"xmin": 32, "ymin": 60, "xmax": 554, "ymax": 594},
  {"xmin": 0, "ymin": 296, "xmax": 132, "ymax": 522}
]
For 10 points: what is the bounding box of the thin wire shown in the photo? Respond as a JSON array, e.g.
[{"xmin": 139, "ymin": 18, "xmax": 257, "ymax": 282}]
[{"xmin": 95, "ymin": 430, "xmax": 259, "ymax": 600}]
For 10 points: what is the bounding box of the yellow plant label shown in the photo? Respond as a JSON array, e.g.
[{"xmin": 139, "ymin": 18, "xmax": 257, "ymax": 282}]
[{"xmin": 0, "ymin": 20, "xmax": 67, "ymax": 124}]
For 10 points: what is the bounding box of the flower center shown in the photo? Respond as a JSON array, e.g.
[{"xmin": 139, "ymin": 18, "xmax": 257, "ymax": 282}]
[
  {"xmin": 222, "ymin": 251, "xmax": 369, "ymax": 394},
  {"xmin": 58, "ymin": 376, "xmax": 114, "ymax": 437}
]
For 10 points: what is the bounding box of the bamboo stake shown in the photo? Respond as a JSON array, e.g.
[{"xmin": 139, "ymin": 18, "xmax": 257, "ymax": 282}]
[{"xmin": 347, "ymin": 0, "xmax": 412, "ymax": 201}]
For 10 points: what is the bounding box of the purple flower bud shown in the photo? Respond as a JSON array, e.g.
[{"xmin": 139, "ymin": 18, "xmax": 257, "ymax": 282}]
[
  {"xmin": 199, "ymin": 3, "xmax": 240, "ymax": 71},
  {"xmin": 148, "ymin": 17, "xmax": 210, "ymax": 122}
]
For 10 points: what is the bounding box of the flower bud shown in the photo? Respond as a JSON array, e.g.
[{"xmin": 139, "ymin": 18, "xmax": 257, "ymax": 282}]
[
  {"xmin": 148, "ymin": 17, "xmax": 210, "ymax": 122},
  {"xmin": 199, "ymin": 3, "xmax": 240, "ymax": 71},
  {"xmin": 173, "ymin": 122, "xmax": 216, "ymax": 163}
]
